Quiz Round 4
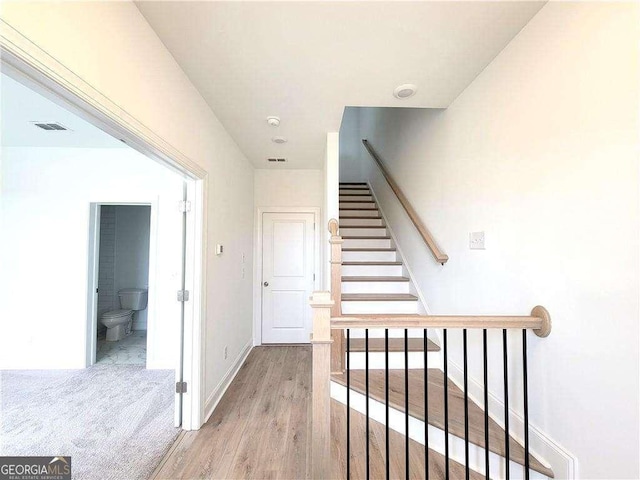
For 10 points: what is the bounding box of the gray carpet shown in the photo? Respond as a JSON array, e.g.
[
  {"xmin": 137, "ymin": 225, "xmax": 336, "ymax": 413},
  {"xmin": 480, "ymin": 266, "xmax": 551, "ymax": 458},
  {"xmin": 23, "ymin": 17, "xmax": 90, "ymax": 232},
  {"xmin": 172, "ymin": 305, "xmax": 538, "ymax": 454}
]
[{"xmin": 0, "ymin": 366, "xmax": 179, "ymax": 480}]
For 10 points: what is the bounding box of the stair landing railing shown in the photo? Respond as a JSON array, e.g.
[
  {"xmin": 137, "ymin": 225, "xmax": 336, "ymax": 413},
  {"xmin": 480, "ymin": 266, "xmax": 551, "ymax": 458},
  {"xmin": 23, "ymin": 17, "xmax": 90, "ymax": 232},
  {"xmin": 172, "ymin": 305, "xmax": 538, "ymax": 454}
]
[{"xmin": 310, "ymin": 219, "xmax": 552, "ymax": 479}]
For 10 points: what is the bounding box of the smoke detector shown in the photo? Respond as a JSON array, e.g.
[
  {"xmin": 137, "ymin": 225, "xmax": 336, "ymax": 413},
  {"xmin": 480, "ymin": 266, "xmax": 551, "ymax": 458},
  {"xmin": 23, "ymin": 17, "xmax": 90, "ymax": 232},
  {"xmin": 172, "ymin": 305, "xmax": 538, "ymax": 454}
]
[
  {"xmin": 266, "ymin": 116, "xmax": 280, "ymax": 127},
  {"xmin": 32, "ymin": 122, "xmax": 69, "ymax": 131},
  {"xmin": 272, "ymin": 136, "xmax": 287, "ymax": 144},
  {"xmin": 393, "ymin": 84, "xmax": 417, "ymax": 99}
]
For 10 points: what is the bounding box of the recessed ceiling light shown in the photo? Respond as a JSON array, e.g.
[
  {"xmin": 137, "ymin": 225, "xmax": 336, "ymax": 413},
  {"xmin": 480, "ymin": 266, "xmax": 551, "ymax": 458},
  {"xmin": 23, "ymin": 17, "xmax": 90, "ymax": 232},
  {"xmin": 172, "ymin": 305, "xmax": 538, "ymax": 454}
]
[
  {"xmin": 266, "ymin": 116, "xmax": 280, "ymax": 127},
  {"xmin": 272, "ymin": 136, "xmax": 287, "ymax": 144},
  {"xmin": 393, "ymin": 84, "xmax": 417, "ymax": 99}
]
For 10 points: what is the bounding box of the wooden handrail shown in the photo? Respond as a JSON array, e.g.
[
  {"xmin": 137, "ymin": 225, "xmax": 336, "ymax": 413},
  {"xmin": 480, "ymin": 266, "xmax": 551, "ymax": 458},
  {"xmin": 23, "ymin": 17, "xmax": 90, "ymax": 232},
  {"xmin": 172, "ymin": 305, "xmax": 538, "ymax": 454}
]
[
  {"xmin": 330, "ymin": 306, "xmax": 552, "ymax": 337},
  {"xmin": 362, "ymin": 139, "xmax": 449, "ymax": 265}
]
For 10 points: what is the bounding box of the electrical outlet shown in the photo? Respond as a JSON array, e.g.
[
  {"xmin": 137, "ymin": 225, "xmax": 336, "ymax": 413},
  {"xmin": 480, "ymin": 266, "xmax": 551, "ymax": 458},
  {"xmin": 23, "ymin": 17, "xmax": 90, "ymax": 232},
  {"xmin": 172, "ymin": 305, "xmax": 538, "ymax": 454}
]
[
  {"xmin": 223, "ymin": 346, "xmax": 228, "ymax": 360},
  {"xmin": 241, "ymin": 266, "xmax": 245, "ymax": 279},
  {"xmin": 241, "ymin": 253, "xmax": 246, "ymax": 264},
  {"xmin": 469, "ymin": 231, "xmax": 485, "ymax": 250}
]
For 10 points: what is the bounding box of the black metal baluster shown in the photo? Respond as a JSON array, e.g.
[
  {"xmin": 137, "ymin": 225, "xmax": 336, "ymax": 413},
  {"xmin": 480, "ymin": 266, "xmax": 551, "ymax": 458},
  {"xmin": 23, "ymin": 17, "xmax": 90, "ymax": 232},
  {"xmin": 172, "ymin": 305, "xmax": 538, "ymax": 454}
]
[
  {"xmin": 347, "ymin": 329, "xmax": 351, "ymax": 480},
  {"xmin": 366, "ymin": 329, "xmax": 370, "ymax": 480},
  {"xmin": 483, "ymin": 329, "xmax": 490, "ymax": 479},
  {"xmin": 405, "ymin": 328, "xmax": 409, "ymax": 480},
  {"xmin": 424, "ymin": 329, "xmax": 429, "ymax": 480},
  {"xmin": 463, "ymin": 329, "xmax": 469, "ymax": 480},
  {"xmin": 523, "ymin": 329, "xmax": 530, "ymax": 480},
  {"xmin": 503, "ymin": 329, "xmax": 510, "ymax": 480},
  {"xmin": 385, "ymin": 329, "xmax": 390, "ymax": 480},
  {"xmin": 444, "ymin": 329, "xmax": 449, "ymax": 480}
]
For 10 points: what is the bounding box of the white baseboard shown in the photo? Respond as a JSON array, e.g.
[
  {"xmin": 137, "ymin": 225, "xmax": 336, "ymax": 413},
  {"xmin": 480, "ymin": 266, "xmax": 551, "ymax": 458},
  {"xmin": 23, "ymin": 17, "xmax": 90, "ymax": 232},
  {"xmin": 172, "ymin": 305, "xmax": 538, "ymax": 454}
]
[
  {"xmin": 446, "ymin": 359, "xmax": 577, "ymax": 479},
  {"xmin": 203, "ymin": 340, "xmax": 253, "ymax": 423}
]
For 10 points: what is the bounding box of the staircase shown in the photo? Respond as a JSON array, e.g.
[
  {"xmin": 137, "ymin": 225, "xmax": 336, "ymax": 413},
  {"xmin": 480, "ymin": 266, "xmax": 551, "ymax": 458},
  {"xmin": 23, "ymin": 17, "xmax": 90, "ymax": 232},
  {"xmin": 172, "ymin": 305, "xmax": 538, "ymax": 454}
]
[{"xmin": 328, "ymin": 182, "xmax": 554, "ymax": 479}]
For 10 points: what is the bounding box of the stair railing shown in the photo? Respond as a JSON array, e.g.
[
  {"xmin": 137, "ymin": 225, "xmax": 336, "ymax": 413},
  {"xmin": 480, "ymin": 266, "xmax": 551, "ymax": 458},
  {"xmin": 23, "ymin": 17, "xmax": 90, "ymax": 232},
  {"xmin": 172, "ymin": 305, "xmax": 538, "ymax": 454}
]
[
  {"xmin": 310, "ymin": 219, "xmax": 552, "ymax": 479},
  {"xmin": 362, "ymin": 139, "xmax": 449, "ymax": 265}
]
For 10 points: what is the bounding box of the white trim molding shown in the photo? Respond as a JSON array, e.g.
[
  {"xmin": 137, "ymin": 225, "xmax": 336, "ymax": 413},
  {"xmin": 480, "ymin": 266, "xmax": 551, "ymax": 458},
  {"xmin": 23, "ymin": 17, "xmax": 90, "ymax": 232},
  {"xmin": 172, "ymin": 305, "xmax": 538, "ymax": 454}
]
[
  {"xmin": 204, "ymin": 341, "xmax": 253, "ymax": 423},
  {"xmin": 253, "ymin": 206, "xmax": 322, "ymax": 346}
]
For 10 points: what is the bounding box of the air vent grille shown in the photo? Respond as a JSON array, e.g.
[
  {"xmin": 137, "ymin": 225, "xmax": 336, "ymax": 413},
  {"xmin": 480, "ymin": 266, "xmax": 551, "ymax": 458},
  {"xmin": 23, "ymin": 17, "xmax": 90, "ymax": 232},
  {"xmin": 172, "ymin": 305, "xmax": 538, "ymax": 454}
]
[
  {"xmin": 33, "ymin": 122, "xmax": 68, "ymax": 131},
  {"xmin": 267, "ymin": 158, "xmax": 287, "ymax": 163}
]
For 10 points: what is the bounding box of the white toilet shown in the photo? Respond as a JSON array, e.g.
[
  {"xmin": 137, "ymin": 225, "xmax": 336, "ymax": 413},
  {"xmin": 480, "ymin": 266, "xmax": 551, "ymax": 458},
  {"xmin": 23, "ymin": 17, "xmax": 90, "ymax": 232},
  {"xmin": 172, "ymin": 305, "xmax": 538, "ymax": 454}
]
[{"xmin": 101, "ymin": 288, "xmax": 148, "ymax": 342}]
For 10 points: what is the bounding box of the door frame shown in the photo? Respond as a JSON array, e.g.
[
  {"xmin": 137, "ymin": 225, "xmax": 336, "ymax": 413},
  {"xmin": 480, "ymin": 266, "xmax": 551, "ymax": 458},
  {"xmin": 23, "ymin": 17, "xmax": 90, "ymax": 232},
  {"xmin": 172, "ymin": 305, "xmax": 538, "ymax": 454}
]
[
  {"xmin": 86, "ymin": 202, "xmax": 156, "ymax": 368},
  {"xmin": 253, "ymin": 207, "xmax": 321, "ymax": 346},
  {"xmin": 1, "ymin": 27, "xmax": 206, "ymax": 430}
]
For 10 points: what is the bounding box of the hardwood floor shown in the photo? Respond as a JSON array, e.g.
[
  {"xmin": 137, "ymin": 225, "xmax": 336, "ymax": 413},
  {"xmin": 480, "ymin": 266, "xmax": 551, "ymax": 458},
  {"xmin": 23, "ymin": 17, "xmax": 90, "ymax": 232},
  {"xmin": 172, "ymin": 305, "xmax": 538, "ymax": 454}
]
[
  {"xmin": 153, "ymin": 346, "xmax": 483, "ymax": 480},
  {"xmin": 153, "ymin": 347, "xmax": 310, "ymax": 479}
]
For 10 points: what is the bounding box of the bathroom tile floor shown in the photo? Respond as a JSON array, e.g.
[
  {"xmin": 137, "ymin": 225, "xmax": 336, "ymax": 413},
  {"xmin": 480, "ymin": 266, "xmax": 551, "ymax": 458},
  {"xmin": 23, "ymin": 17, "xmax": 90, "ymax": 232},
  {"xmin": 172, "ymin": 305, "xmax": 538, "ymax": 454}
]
[{"xmin": 96, "ymin": 330, "xmax": 146, "ymax": 365}]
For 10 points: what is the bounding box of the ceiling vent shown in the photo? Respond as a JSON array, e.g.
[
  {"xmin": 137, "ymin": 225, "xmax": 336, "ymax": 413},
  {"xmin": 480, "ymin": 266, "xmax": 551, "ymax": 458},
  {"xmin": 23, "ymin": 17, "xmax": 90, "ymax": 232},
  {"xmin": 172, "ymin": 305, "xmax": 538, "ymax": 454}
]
[
  {"xmin": 33, "ymin": 122, "xmax": 69, "ymax": 131},
  {"xmin": 267, "ymin": 158, "xmax": 287, "ymax": 163}
]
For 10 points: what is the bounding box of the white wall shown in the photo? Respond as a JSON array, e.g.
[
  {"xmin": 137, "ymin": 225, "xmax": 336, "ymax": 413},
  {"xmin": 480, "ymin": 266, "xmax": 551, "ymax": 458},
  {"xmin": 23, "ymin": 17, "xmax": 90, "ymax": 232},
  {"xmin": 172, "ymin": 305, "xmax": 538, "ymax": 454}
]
[
  {"xmin": 0, "ymin": 147, "xmax": 183, "ymax": 370},
  {"xmin": 341, "ymin": 3, "xmax": 639, "ymax": 478},
  {"xmin": 0, "ymin": 1, "xmax": 255, "ymax": 426},
  {"xmin": 113, "ymin": 205, "xmax": 151, "ymax": 330},
  {"xmin": 254, "ymin": 169, "xmax": 323, "ymax": 208},
  {"xmin": 324, "ymin": 133, "xmax": 339, "ymax": 290}
]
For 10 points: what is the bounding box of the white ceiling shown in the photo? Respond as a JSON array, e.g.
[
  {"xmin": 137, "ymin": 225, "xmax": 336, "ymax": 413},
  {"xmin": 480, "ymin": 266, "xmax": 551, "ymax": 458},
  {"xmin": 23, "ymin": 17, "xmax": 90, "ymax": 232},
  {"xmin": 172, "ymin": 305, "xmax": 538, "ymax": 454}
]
[
  {"xmin": 137, "ymin": 2, "xmax": 545, "ymax": 169},
  {"xmin": 0, "ymin": 73, "xmax": 125, "ymax": 148}
]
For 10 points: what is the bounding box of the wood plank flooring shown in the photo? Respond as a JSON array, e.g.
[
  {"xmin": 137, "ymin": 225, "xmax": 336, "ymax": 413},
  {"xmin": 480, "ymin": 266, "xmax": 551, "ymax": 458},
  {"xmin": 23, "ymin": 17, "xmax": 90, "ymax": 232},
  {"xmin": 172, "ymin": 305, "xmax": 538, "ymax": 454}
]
[
  {"xmin": 153, "ymin": 346, "xmax": 485, "ymax": 480},
  {"xmin": 153, "ymin": 347, "xmax": 310, "ymax": 479},
  {"xmin": 332, "ymin": 369, "xmax": 553, "ymax": 477}
]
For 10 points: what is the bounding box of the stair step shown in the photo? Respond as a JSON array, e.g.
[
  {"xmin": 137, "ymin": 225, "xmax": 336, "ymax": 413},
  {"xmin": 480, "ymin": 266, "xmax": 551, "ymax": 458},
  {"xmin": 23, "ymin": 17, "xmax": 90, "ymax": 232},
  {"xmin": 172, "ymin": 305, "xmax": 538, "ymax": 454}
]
[
  {"xmin": 339, "ymin": 207, "xmax": 378, "ymax": 211},
  {"xmin": 343, "ymin": 235, "xmax": 391, "ymax": 240},
  {"xmin": 343, "ymin": 237, "xmax": 392, "ymax": 250},
  {"xmin": 342, "ymin": 293, "xmax": 418, "ymax": 301},
  {"xmin": 342, "ymin": 276, "xmax": 409, "ymax": 282},
  {"xmin": 342, "ymin": 250, "xmax": 397, "ymax": 263},
  {"xmin": 340, "ymin": 216, "xmax": 383, "ymax": 220},
  {"xmin": 343, "ymin": 248, "xmax": 396, "ymax": 252},
  {"xmin": 340, "ymin": 202, "xmax": 377, "ymax": 209},
  {"xmin": 340, "ymin": 228, "xmax": 388, "ymax": 237},
  {"xmin": 332, "ymin": 369, "xmax": 554, "ymax": 478},
  {"xmin": 340, "ymin": 210, "xmax": 380, "ymax": 218},
  {"xmin": 339, "ymin": 182, "xmax": 368, "ymax": 186},
  {"xmin": 331, "ymin": 400, "xmax": 484, "ymax": 480},
  {"xmin": 342, "ymin": 226, "xmax": 386, "ymax": 229},
  {"xmin": 349, "ymin": 337, "xmax": 440, "ymax": 352},
  {"xmin": 343, "ymin": 261, "xmax": 402, "ymax": 265},
  {"xmin": 340, "ymin": 218, "xmax": 385, "ymax": 227}
]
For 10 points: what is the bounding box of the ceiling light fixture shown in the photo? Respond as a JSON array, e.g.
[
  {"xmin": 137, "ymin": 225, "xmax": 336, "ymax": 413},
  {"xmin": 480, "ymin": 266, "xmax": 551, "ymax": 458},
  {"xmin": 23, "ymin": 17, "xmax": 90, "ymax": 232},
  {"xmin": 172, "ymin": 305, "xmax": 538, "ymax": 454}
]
[
  {"xmin": 272, "ymin": 136, "xmax": 287, "ymax": 144},
  {"xmin": 393, "ymin": 84, "xmax": 417, "ymax": 99},
  {"xmin": 266, "ymin": 116, "xmax": 280, "ymax": 127}
]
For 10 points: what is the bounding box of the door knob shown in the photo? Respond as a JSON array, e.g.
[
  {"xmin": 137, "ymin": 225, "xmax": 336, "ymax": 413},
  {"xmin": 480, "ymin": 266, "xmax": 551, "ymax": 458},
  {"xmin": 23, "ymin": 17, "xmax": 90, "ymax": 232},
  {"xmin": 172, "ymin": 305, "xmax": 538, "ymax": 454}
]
[{"xmin": 263, "ymin": 281, "xmax": 269, "ymax": 287}]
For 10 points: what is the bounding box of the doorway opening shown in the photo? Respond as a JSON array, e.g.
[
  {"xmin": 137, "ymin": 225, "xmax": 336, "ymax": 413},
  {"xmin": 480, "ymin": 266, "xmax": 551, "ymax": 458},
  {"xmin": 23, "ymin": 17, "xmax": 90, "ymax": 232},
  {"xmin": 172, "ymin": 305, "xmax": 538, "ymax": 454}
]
[
  {"xmin": 1, "ymin": 33, "xmax": 206, "ymax": 434},
  {"xmin": 90, "ymin": 204, "xmax": 151, "ymax": 366}
]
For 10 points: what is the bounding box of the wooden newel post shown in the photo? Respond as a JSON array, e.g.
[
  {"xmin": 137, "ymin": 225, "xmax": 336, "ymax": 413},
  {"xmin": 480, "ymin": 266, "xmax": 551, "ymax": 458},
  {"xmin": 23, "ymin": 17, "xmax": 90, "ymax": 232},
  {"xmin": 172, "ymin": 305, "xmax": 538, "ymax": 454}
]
[
  {"xmin": 310, "ymin": 291, "xmax": 334, "ymax": 479},
  {"xmin": 328, "ymin": 219, "xmax": 345, "ymax": 373}
]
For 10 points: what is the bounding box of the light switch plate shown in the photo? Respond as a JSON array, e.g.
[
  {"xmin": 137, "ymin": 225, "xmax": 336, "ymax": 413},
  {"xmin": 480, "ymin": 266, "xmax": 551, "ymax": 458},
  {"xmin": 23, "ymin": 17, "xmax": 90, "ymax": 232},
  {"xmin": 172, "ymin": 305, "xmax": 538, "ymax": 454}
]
[
  {"xmin": 215, "ymin": 244, "xmax": 224, "ymax": 255},
  {"xmin": 469, "ymin": 231, "xmax": 485, "ymax": 250}
]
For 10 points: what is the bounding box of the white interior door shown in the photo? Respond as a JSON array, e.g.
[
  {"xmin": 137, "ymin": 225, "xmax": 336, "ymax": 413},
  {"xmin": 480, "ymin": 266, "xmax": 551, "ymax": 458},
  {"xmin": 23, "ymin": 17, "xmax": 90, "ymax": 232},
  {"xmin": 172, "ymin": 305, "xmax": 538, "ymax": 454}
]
[{"xmin": 262, "ymin": 212, "xmax": 315, "ymax": 344}]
